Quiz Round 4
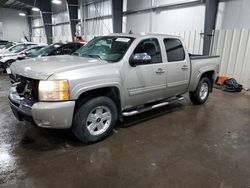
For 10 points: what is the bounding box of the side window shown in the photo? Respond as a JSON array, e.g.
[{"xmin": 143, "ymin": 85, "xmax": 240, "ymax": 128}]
[
  {"xmin": 52, "ymin": 48, "xmax": 62, "ymax": 55},
  {"xmin": 26, "ymin": 48, "xmax": 37, "ymax": 54},
  {"xmin": 10, "ymin": 44, "xmax": 26, "ymax": 53},
  {"xmin": 73, "ymin": 44, "xmax": 82, "ymax": 51},
  {"xmin": 61, "ymin": 45, "xmax": 75, "ymax": 55},
  {"xmin": 164, "ymin": 38, "xmax": 185, "ymax": 62},
  {"xmin": 73, "ymin": 44, "xmax": 79, "ymax": 51},
  {"xmin": 134, "ymin": 38, "xmax": 162, "ymax": 64}
]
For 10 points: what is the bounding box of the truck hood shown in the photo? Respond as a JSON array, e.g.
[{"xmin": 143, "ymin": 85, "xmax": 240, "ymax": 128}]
[{"xmin": 10, "ymin": 55, "xmax": 105, "ymax": 80}]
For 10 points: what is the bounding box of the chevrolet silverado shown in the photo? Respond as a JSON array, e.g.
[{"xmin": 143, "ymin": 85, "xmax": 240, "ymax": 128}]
[{"xmin": 9, "ymin": 33, "xmax": 220, "ymax": 143}]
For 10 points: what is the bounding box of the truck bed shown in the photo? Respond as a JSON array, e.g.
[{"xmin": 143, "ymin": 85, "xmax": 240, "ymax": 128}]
[{"xmin": 188, "ymin": 54, "xmax": 220, "ymax": 92}]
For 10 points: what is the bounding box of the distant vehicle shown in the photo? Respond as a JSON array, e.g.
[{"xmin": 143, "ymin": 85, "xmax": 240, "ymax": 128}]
[
  {"xmin": 0, "ymin": 42, "xmax": 15, "ymax": 51},
  {"xmin": 0, "ymin": 40, "xmax": 9, "ymax": 47},
  {"xmin": 26, "ymin": 43, "xmax": 63, "ymax": 58},
  {"xmin": 17, "ymin": 45, "xmax": 47, "ymax": 60},
  {"xmin": 9, "ymin": 33, "xmax": 220, "ymax": 143},
  {"xmin": 27, "ymin": 42, "xmax": 84, "ymax": 58},
  {"xmin": 0, "ymin": 43, "xmax": 37, "ymax": 55},
  {"xmin": 8, "ymin": 43, "xmax": 83, "ymax": 82},
  {"xmin": 0, "ymin": 45, "xmax": 47, "ymax": 71},
  {"xmin": 0, "ymin": 43, "xmax": 38, "ymax": 70}
]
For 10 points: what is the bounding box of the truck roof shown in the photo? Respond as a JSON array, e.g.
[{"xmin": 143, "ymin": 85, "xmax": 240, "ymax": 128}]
[{"xmin": 107, "ymin": 32, "xmax": 179, "ymax": 39}]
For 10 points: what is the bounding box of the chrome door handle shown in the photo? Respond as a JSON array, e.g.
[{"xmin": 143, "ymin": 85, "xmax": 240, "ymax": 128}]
[
  {"xmin": 181, "ymin": 65, "xmax": 189, "ymax": 70},
  {"xmin": 155, "ymin": 68, "xmax": 165, "ymax": 74}
]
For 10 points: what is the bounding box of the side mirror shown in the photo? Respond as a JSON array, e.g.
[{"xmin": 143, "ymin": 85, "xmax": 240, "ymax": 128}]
[{"xmin": 129, "ymin": 53, "xmax": 152, "ymax": 67}]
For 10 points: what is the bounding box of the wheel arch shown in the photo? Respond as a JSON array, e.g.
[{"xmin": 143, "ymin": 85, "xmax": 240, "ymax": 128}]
[
  {"xmin": 190, "ymin": 70, "xmax": 216, "ymax": 92},
  {"xmin": 200, "ymin": 71, "xmax": 216, "ymax": 92},
  {"xmin": 74, "ymin": 86, "xmax": 123, "ymax": 120}
]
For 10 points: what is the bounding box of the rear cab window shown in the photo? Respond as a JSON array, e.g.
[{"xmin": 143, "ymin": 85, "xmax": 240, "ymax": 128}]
[{"xmin": 163, "ymin": 38, "xmax": 185, "ymax": 62}]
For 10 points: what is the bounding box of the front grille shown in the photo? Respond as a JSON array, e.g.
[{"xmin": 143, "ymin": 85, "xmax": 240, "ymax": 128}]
[{"xmin": 16, "ymin": 75, "xmax": 39, "ymax": 102}]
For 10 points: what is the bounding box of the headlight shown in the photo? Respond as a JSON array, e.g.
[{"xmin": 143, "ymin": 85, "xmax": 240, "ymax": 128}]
[{"xmin": 38, "ymin": 80, "xmax": 70, "ymax": 101}]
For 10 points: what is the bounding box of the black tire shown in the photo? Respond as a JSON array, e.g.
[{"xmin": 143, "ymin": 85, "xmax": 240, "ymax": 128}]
[
  {"xmin": 72, "ymin": 96, "xmax": 118, "ymax": 143},
  {"xmin": 189, "ymin": 77, "xmax": 211, "ymax": 105}
]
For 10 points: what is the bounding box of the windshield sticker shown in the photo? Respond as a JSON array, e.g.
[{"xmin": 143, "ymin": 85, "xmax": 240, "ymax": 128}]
[{"xmin": 115, "ymin": 38, "xmax": 130, "ymax": 42}]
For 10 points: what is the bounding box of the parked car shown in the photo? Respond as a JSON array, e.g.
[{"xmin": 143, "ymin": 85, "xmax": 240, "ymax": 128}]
[
  {"xmin": 8, "ymin": 33, "xmax": 220, "ymax": 143},
  {"xmin": 0, "ymin": 43, "xmax": 38, "ymax": 70},
  {"xmin": 0, "ymin": 40, "xmax": 9, "ymax": 49},
  {"xmin": 0, "ymin": 42, "xmax": 37, "ymax": 55},
  {"xmin": 17, "ymin": 45, "xmax": 47, "ymax": 60},
  {"xmin": 0, "ymin": 42, "xmax": 15, "ymax": 51},
  {"xmin": 27, "ymin": 42, "xmax": 84, "ymax": 58},
  {"xmin": 26, "ymin": 43, "xmax": 63, "ymax": 58}
]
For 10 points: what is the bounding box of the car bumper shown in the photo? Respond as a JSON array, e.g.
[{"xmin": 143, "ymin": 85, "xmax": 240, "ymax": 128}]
[{"xmin": 9, "ymin": 87, "xmax": 75, "ymax": 129}]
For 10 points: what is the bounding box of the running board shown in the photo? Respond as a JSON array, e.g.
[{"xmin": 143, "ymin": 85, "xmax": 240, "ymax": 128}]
[{"xmin": 122, "ymin": 96, "xmax": 184, "ymax": 117}]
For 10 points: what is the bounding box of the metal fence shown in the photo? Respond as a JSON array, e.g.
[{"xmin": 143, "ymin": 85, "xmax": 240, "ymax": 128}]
[
  {"xmin": 211, "ymin": 29, "xmax": 250, "ymax": 90},
  {"xmin": 166, "ymin": 30, "xmax": 204, "ymax": 55}
]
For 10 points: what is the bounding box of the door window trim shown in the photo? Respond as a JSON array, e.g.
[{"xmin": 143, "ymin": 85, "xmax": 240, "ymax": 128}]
[
  {"xmin": 163, "ymin": 38, "xmax": 186, "ymax": 62},
  {"xmin": 130, "ymin": 37, "xmax": 163, "ymax": 65}
]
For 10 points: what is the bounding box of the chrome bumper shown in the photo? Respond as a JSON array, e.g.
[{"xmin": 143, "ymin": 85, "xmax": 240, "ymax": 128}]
[
  {"xmin": 9, "ymin": 87, "xmax": 75, "ymax": 129},
  {"xmin": 9, "ymin": 87, "xmax": 33, "ymax": 121}
]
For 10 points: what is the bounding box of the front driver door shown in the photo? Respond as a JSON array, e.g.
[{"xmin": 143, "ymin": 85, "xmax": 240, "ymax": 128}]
[{"xmin": 124, "ymin": 38, "xmax": 167, "ymax": 109}]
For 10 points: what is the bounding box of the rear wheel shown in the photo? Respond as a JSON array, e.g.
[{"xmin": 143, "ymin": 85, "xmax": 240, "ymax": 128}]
[
  {"xmin": 72, "ymin": 96, "xmax": 118, "ymax": 143},
  {"xmin": 189, "ymin": 77, "xmax": 210, "ymax": 105}
]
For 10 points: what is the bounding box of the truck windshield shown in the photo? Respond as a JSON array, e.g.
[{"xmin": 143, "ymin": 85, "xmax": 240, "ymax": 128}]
[{"xmin": 75, "ymin": 36, "xmax": 134, "ymax": 62}]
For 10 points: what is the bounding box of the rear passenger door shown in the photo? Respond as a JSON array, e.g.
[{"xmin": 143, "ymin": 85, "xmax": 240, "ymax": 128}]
[{"xmin": 163, "ymin": 38, "xmax": 190, "ymax": 96}]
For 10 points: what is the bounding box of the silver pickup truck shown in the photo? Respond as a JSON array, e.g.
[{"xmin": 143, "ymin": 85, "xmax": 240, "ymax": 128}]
[{"xmin": 9, "ymin": 33, "xmax": 220, "ymax": 143}]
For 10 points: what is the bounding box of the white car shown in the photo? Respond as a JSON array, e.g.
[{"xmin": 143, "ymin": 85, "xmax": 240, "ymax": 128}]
[
  {"xmin": 0, "ymin": 42, "xmax": 17, "ymax": 53},
  {"xmin": 13, "ymin": 45, "xmax": 47, "ymax": 60},
  {"xmin": 0, "ymin": 43, "xmax": 39, "ymax": 70}
]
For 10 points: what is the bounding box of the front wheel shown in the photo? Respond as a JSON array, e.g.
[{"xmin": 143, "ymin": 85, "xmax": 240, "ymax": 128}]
[
  {"xmin": 189, "ymin": 77, "xmax": 211, "ymax": 105},
  {"xmin": 72, "ymin": 96, "xmax": 118, "ymax": 143}
]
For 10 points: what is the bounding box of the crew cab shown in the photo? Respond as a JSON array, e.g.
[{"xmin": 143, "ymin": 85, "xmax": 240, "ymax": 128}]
[{"xmin": 9, "ymin": 33, "xmax": 220, "ymax": 143}]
